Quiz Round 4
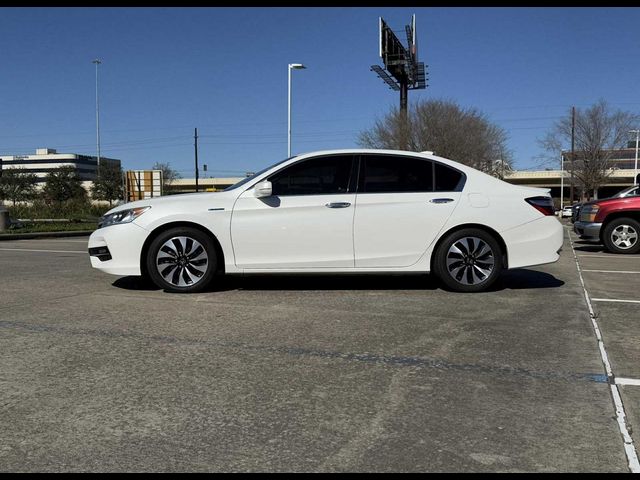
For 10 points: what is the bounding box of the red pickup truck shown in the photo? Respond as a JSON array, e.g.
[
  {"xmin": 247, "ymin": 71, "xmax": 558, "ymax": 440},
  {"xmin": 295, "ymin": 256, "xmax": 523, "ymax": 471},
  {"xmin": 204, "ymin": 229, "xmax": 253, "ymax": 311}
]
[{"xmin": 574, "ymin": 191, "xmax": 640, "ymax": 253}]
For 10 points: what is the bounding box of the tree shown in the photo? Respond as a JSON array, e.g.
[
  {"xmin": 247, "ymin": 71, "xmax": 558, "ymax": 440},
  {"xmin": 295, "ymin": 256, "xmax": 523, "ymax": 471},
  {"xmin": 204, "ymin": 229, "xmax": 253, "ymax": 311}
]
[
  {"xmin": 43, "ymin": 166, "xmax": 87, "ymax": 204},
  {"xmin": 152, "ymin": 162, "xmax": 182, "ymax": 191},
  {"xmin": 0, "ymin": 168, "xmax": 39, "ymax": 207},
  {"xmin": 539, "ymin": 100, "xmax": 639, "ymax": 200},
  {"xmin": 358, "ymin": 98, "xmax": 513, "ymax": 177},
  {"xmin": 91, "ymin": 161, "xmax": 123, "ymax": 207}
]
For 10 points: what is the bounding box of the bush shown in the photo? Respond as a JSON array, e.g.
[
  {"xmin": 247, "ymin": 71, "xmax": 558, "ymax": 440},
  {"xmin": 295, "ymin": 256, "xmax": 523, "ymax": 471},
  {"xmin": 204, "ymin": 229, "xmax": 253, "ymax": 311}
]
[{"xmin": 7, "ymin": 198, "xmax": 111, "ymax": 221}]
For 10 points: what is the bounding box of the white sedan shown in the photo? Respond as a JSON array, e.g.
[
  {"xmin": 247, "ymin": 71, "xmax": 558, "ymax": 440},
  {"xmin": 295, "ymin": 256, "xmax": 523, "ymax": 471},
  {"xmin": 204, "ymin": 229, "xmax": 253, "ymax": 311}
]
[{"xmin": 88, "ymin": 149, "xmax": 563, "ymax": 293}]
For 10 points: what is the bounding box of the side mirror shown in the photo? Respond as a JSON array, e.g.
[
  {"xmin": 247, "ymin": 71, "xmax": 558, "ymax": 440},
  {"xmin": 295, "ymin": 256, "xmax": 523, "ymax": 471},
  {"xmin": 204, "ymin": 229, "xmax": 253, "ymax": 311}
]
[{"xmin": 254, "ymin": 180, "xmax": 272, "ymax": 198}]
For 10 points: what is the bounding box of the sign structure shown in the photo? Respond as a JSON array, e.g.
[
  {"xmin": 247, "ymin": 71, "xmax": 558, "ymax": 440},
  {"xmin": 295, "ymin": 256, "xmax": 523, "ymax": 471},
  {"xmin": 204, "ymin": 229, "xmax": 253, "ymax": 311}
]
[
  {"xmin": 371, "ymin": 14, "xmax": 427, "ymax": 113},
  {"xmin": 125, "ymin": 170, "xmax": 163, "ymax": 202}
]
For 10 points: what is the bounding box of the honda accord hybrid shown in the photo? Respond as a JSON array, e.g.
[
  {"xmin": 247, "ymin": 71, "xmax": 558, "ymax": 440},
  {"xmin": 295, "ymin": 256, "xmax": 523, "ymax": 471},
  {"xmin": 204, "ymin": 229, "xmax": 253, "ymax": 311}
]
[{"xmin": 88, "ymin": 149, "xmax": 563, "ymax": 293}]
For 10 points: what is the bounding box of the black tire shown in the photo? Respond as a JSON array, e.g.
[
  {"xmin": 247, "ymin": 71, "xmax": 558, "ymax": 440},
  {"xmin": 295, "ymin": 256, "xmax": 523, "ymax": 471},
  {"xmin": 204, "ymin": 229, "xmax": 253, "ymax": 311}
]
[
  {"xmin": 602, "ymin": 217, "xmax": 640, "ymax": 254},
  {"xmin": 433, "ymin": 228, "xmax": 503, "ymax": 292},
  {"xmin": 146, "ymin": 227, "xmax": 218, "ymax": 293}
]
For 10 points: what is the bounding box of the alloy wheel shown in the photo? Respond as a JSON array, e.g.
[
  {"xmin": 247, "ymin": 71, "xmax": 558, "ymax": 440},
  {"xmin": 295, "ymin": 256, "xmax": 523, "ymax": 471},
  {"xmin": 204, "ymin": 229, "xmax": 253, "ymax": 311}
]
[
  {"xmin": 611, "ymin": 224, "xmax": 638, "ymax": 250},
  {"xmin": 155, "ymin": 236, "xmax": 209, "ymax": 287},
  {"xmin": 446, "ymin": 236, "xmax": 495, "ymax": 286}
]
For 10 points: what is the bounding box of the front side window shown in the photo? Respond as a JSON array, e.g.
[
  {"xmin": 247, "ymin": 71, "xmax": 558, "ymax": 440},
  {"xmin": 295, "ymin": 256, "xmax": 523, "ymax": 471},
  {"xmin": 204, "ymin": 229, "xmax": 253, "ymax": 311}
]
[
  {"xmin": 224, "ymin": 156, "xmax": 295, "ymax": 191},
  {"xmin": 360, "ymin": 155, "xmax": 433, "ymax": 193},
  {"xmin": 269, "ymin": 155, "xmax": 353, "ymax": 196}
]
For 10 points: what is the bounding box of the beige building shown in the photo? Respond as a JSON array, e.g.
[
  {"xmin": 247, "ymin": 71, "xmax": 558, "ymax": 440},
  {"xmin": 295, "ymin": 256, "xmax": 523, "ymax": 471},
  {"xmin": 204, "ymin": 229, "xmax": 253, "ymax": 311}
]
[{"xmin": 0, "ymin": 148, "xmax": 121, "ymax": 191}]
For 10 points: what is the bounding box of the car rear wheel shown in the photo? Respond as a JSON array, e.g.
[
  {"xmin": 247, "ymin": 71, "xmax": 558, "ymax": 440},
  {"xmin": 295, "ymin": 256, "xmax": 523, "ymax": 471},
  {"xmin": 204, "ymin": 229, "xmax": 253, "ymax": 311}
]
[
  {"xmin": 433, "ymin": 228, "xmax": 503, "ymax": 292},
  {"xmin": 602, "ymin": 218, "xmax": 640, "ymax": 254},
  {"xmin": 146, "ymin": 227, "xmax": 218, "ymax": 293}
]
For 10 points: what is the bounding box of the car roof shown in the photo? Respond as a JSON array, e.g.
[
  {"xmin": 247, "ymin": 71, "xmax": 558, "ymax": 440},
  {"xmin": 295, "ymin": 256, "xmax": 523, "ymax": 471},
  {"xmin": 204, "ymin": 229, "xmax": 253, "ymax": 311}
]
[{"xmin": 293, "ymin": 149, "xmax": 477, "ymax": 175}]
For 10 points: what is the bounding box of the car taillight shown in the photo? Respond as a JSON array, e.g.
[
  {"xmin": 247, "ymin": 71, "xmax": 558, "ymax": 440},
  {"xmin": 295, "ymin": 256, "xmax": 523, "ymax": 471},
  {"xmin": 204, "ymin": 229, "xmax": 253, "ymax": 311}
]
[{"xmin": 525, "ymin": 196, "xmax": 555, "ymax": 216}]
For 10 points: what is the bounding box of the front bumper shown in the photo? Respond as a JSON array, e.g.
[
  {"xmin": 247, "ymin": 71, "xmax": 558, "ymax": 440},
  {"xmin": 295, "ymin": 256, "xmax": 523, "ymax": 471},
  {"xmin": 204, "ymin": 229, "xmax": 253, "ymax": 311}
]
[
  {"xmin": 88, "ymin": 222, "xmax": 149, "ymax": 276},
  {"xmin": 574, "ymin": 221, "xmax": 602, "ymax": 241}
]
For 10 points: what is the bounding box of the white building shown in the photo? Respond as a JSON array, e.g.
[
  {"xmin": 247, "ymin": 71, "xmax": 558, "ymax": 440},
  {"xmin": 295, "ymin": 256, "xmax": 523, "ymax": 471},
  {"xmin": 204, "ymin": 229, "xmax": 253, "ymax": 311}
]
[{"xmin": 0, "ymin": 148, "xmax": 121, "ymax": 184}]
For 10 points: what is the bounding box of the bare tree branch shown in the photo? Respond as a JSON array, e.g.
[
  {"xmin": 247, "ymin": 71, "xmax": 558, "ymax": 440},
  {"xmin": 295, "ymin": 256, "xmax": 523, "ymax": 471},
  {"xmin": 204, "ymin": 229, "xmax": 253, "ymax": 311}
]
[
  {"xmin": 538, "ymin": 100, "xmax": 639, "ymax": 199},
  {"xmin": 358, "ymin": 98, "xmax": 513, "ymax": 178}
]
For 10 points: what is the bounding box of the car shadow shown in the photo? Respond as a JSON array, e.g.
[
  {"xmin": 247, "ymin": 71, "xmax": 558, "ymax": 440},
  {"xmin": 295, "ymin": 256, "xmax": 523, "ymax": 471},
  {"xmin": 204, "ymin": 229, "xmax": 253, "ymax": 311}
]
[
  {"xmin": 489, "ymin": 269, "xmax": 564, "ymax": 291},
  {"xmin": 112, "ymin": 268, "xmax": 563, "ymax": 293},
  {"xmin": 112, "ymin": 276, "xmax": 161, "ymax": 291},
  {"xmin": 572, "ymin": 242, "xmax": 606, "ymax": 253}
]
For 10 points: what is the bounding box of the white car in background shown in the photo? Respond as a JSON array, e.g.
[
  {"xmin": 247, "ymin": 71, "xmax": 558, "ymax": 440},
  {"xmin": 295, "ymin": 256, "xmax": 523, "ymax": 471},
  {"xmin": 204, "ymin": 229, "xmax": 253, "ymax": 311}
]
[
  {"xmin": 561, "ymin": 205, "xmax": 573, "ymax": 218},
  {"xmin": 88, "ymin": 149, "xmax": 563, "ymax": 293}
]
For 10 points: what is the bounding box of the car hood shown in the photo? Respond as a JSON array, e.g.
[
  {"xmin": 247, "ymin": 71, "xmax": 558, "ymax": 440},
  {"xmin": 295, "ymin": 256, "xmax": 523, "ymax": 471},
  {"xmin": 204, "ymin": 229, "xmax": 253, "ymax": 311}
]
[{"xmin": 104, "ymin": 190, "xmax": 237, "ymax": 216}]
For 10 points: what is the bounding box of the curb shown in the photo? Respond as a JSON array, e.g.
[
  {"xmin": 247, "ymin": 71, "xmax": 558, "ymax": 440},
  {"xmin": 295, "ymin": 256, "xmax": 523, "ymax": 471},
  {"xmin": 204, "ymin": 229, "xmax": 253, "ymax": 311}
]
[{"xmin": 0, "ymin": 231, "xmax": 94, "ymax": 241}]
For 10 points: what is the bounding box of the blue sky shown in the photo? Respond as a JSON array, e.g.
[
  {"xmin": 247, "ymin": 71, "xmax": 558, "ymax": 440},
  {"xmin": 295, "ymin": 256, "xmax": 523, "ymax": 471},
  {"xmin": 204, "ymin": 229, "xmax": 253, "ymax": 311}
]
[{"xmin": 1, "ymin": 7, "xmax": 639, "ymax": 177}]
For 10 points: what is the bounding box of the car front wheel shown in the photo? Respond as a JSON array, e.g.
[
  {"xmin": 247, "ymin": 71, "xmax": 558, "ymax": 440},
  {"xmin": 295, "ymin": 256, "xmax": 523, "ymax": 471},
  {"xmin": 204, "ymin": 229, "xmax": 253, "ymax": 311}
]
[
  {"xmin": 146, "ymin": 227, "xmax": 218, "ymax": 293},
  {"xmin": 602, "ymin": 218, "xmax": 640, "ymax": 254},
  {"xmin": 433, "ymin": 228, "xmax": 503, "ymax": 292}
]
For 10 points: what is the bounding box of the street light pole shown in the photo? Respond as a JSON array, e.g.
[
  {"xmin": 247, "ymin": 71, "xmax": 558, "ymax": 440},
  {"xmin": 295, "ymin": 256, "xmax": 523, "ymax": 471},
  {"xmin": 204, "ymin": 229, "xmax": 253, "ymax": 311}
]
[
  {"xmin": 560, "ymin": 153, "xmax": 564, "ymax": 213},
  {"xmin": 288, "ymin": 63, "xmax": 306, "ymax": 157},
  {"xmin": 631, "ymin": 129, "xmax": 640, "ymax": 186},
  {"xmin": 92, "ymin": 59, "xmax": 102, "ymax": 170}
]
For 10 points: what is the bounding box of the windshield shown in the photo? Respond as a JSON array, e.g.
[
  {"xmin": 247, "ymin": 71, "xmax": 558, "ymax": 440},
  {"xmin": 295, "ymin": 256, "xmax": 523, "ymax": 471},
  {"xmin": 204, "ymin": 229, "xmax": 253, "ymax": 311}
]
[
  {"xmin": 612, "ymin": 185, "xmax": 639, "ymax": 198},
  {"xmin": 224, "ymin": 156, "xmax": 296, "ymax": 191}
]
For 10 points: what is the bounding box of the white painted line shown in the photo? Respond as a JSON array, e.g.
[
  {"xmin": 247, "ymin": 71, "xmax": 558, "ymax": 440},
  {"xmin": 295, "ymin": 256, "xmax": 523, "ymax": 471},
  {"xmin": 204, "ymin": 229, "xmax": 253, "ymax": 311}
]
[
  {"xmin": 582, "ymin": 270, "xmax": 640, "ymax": 274},
  {"xmin": 22, "ymin": 239, "xmax": 89, "ymax": 243},
  {"xmin": 616, "ymin": 378, "xmax": 640, "ymax": 386},
  {"xmin": 592, "ymin": 298, "xmax": 640, "ymax": 304},
  {"xmin": 578, "ymin": 255, "xmax": 640, "ymax": 259},
  {"xmin": 569, "ymin": 234, "xmax": 640, "ymax": 473},
  {"xmin": 0, "ymin": 248, "xmax": 86, "ymax": 254}
]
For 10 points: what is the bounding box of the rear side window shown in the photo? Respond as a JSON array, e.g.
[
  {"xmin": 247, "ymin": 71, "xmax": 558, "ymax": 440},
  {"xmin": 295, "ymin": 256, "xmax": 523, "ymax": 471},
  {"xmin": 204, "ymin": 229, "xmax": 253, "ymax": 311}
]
[
  {"xmin": 269, "ymin": 155, "xmax": 353, "ymax": 196},
  {"xmin": 434, "ymin": 162, "xmax": 465, "ymax": 192},
  {"xmin": 360, "ymin": 155, "xmax": 433, "ymax": 193}
]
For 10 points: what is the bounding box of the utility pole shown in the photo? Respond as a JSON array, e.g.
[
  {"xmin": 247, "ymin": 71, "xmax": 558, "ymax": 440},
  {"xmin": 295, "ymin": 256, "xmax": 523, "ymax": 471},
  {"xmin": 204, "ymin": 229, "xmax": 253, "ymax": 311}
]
[
  {"xmin": 630, "ymin": 129, "xmax": 639, "ymax": 186},
  {"xmin": 194, "ymin": 128, "xmax": 199, "ymax": 193},
  {"xmin": 570, "ymin": 106, "xmax": 575, "ymax": 202}
]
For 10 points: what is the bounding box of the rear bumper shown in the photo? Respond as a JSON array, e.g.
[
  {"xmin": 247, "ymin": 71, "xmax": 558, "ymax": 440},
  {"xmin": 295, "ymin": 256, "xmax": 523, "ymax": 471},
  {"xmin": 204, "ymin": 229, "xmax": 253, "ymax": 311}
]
[
  {"xmin": 574, "ymin": 221, "xmax": 602, "ymax": 241},
  {"xmin": 502, "ymin": 216, "xmax": 564, "ymax": 269}
]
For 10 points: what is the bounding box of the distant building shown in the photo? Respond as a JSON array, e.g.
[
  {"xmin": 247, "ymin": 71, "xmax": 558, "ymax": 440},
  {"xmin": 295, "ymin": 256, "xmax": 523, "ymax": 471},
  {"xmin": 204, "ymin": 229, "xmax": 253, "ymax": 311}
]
[
  {"xmin": 506, "ymin": 144, "xmax": 639, "ymax": 202},
  {"xmin": 165, "ymin": 177, "xmax": 244, "ymax": 194},
  {"xmin": 560, "ymin": 141, "xmax": 640, "ymax": 172},
  {"xmin": 0, "ymin": 148, "xmax": 121, "ymax": 183}
]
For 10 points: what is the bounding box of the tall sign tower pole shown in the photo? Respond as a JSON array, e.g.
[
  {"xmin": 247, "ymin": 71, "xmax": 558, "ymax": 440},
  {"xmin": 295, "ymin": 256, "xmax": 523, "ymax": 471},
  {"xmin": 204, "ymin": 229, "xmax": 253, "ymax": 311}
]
[
  {"xmin": 93, "ymin": 59, "xmax": 102, "ymax": 170},
  {"xmin": 371, "ymin": 14, "xmax": 427, "ymax": 118}
]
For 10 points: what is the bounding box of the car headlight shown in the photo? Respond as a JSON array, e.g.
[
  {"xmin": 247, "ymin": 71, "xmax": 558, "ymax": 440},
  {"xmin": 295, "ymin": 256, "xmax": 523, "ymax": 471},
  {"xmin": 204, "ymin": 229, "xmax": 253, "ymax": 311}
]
[
  {"xmin": 580, "ymin": 205, "xmax": 599, "ymax": 222},
  {"xmin": 98, "ymin": 206, "xmax": 150, "ymax": 229}
]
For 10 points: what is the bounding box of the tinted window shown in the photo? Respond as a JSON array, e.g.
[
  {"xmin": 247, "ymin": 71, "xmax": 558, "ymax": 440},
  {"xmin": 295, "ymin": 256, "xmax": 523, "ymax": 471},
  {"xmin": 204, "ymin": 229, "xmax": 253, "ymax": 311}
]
[
  {"xmin": 224, "ymin": 156, "xmax": 295, "ymax": 191},
  {"xmin": 269, "ymin": 155, "xmax": 353, "ymax": 196},
  {"xmin": 360, "ymin": 155, "xmax": 433, "ymax": 193},
  {"xmin": 434, "ymin": 163, "xmax": 465, "ymax": 192}
]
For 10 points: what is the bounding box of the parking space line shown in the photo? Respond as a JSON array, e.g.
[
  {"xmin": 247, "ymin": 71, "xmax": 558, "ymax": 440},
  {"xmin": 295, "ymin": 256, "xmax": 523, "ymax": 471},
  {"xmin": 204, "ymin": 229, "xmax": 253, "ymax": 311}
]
[
  {"xmin": 582, "ymin": 270, "xmax": 640, "ymax": 274},
  {"xmin": 578, "ymin": 255, "xmax": 640, "ymax": 259},
  {"xmin": 0, "ymin": 248, "xmax": 86, "ymax": 254},
  {"xmin": 616, "ymin": 378, "xmax": 640, "ymax": 386},
  {"xmin": 591, "ymin": 298, "xmax": 640, "ymax": 304},
  {"xmin": 569, "ymin": 234, "xmax": 640, "ymax": 473}
]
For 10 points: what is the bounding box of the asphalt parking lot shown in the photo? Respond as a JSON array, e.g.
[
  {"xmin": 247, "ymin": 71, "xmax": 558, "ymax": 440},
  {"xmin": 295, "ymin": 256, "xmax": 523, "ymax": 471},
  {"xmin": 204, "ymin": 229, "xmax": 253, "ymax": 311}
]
[{"xmin": 0, "ymin": 224, "xmax": 638, "ymax": 472}]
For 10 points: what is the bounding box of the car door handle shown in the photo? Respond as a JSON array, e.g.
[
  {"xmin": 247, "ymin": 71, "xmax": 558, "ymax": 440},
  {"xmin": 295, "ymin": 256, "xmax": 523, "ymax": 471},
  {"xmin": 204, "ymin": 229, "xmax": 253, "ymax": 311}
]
[
  {"xmin": 325, "ymin": 202, "xmax": 351, "ymax": 208},
  {"xmin": 430, "ymin": 198, "xmax": 454, "ymax": 204}
]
